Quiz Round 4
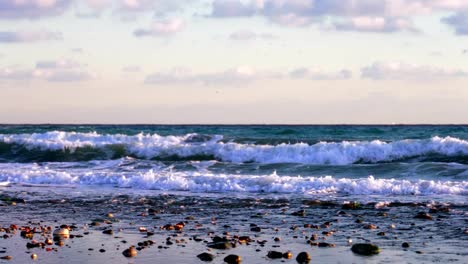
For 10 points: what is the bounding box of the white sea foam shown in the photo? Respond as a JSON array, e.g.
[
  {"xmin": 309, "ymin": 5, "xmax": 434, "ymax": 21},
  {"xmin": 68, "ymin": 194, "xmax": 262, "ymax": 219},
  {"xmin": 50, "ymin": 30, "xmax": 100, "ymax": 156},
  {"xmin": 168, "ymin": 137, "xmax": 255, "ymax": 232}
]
[
  {"xmin": 0, "ymin": 163, "xmax": 465, "ymax": 195},
  {"xmin": 0, "ymin": 131, "xmax": 467, "ymax": 164}
]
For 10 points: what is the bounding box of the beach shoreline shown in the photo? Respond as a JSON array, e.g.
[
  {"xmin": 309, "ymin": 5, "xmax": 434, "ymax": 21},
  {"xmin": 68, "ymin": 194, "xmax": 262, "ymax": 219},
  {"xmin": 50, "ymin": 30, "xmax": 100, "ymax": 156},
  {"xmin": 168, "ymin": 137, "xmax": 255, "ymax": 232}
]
[{"xmin": 1, "ymin": 185, "xmax": 466, "ymax": 263}]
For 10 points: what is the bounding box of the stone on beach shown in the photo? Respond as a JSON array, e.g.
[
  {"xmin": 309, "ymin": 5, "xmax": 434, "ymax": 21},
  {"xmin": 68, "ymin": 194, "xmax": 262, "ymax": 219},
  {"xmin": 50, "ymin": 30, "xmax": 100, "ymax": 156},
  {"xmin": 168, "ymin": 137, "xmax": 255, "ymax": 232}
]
[
  {"xmin": 122, "ymin": 246, "xmax": 137, "ymax": 258},
  {"xmin": 414, "ymin": 212, "xmax": 433, "ymax": 220},
  {"xmin": 267, "ymin": 251, "xmax": 283, "ymax": 259},
  {"xmin": 223, "ymin": 254, "xmax": 241, "ymax": 264},
  {"xmin": 207, "ymin": 241, "xmax": 232, "ymax": 250},
  {"xmin": 197, "ymin": 252, "xmax": 214, "ymax": 261},
  {"xmin": 351, "ymin": 243, "xmax": 380, "ymax": 255},
  {"xmin": 53, "ymin": 228, "xmax": 69, "ymax": 238},
  {"xmin": 296, "ymin": 252, "xmax": 311, "ymax": 263}
]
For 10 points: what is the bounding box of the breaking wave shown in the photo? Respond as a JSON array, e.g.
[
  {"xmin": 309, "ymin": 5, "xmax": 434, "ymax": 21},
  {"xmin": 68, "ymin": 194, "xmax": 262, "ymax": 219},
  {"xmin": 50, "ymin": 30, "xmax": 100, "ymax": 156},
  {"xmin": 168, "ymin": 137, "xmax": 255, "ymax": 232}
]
[
  {"xmin": 0, "ymin": 131, "xmax": 467, "ymax": 164},
  {"xmin": 0, "ymin": 163, "xmax": 465, "ymax": 195}
]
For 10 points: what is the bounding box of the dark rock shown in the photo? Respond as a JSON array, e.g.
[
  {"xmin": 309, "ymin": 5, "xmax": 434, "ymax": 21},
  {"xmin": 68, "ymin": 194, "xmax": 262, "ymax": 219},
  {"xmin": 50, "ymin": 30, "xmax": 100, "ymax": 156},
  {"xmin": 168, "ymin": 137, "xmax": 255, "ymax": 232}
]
[
  {"xmin": 414, "ymin": 212, "xmax": 433, "ymax": 220},
  {"xmin": 197, "ymin": 252, "xmax": 214, "ymax": 261},
  {"xmin": 267, "ymin": 251, "xmax": 283, "ymax": 259},
  {"xmin": 283, "ymin": 252, "xmax": 293, "ymax": 259},
  {"xmin": 342, "ymin": 202, "xmax": 361, "ymax": 210},
  {"xmin": 318, "ymin": 242, "xmax": 335, "ymax": 247},
  {"xmin": 292, "ymin": 210, "xmax": 306, "ymax": 216},
  {"xmin": 377, "ymin": 232, "xmax": 386, "ymax": 236},
  {"xmin": 402, "ymin": 242, "xmax": 410, "ymax": 248},
  {"xmin": 296, "ymin": 252, "xmax": 311, "ymax": 263},
  {"xmin": 102, "ymin": 229, "xmax": 113, "ymax": 235},
  {"xmin": 0, "ymin": 256, "xmax": 12, "ymax": 260},
  {"xmin": 122, "ymin": 246, "xmax": 137, "ymax": 258},
  {"xmin": 224, "ymin": 254, "xmax": 241, "ymax": 264},
  {"xmin": 250, "ymin": 226, "xmax": 261, "ymax": 232},
  {"xmin": 364, "ymin": 224, "xmax": 377, "ymax": 229},
  {"xmin": 212, "ymin": 236, "xmax": 228, "ymax": 243},
  {"xmin": 99, "ymin": 249, "xmax": 106, "ymax": 253},
  {"xmin": 207, "ymin": 242, "xmax": 232, "ymax": 250},
  {"xmin": 351, "ymin": 243, "xmax": 380, "ymax": 255}
]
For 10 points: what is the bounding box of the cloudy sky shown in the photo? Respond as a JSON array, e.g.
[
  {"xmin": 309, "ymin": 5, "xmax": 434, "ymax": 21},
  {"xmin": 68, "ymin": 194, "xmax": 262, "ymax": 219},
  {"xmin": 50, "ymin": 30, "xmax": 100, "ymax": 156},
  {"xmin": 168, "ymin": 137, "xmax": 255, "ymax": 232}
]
[{"xmin": 1, "ymin": 0, "xmax": 468, "ymax": 124}]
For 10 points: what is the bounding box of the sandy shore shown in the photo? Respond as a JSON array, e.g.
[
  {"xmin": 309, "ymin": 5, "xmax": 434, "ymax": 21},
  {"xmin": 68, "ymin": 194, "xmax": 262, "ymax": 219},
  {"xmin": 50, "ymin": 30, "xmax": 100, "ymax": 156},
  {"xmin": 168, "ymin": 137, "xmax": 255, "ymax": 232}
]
[{"xmin": 0, "ymin": 186, "xmax": 467, "ymax": 263}]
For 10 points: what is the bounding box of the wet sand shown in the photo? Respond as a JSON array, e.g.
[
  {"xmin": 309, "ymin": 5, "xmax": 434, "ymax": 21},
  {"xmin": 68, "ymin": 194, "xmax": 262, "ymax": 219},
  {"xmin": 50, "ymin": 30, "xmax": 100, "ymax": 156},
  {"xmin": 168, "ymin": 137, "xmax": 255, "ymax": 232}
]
[{"xmin": 0, "ymin": 186, "xmax": 467, "ymax": 263}]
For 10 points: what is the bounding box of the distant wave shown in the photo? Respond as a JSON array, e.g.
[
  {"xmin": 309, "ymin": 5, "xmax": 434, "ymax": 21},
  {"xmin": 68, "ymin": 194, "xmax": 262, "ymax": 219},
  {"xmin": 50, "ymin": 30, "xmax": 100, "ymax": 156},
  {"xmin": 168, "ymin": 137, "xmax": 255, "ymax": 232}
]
[
  {"xmin": 0, "ymin": 131, "xmax": 467, "ymax": 164},
  {"xmin": 0, "ymin": 163, "xmax": 465, "ymax": 195}
]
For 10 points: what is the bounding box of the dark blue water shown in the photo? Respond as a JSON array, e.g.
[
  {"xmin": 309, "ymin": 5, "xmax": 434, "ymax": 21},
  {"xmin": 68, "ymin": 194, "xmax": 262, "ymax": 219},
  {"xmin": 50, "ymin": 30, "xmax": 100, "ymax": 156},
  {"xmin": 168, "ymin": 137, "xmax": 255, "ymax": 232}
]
[{"xmin": 0, "ymin": 125, "xmax": 466, "ymax": 198}]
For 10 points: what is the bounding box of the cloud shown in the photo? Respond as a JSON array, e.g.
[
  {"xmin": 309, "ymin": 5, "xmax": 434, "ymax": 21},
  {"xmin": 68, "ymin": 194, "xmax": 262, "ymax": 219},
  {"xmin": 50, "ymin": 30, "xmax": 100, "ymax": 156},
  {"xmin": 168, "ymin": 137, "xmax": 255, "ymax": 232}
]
[
  {"xmin": 0, "ymin": 59, "xmax": 93, "ymax": 82},
  {"xmin": 210, "ymin": 0, "xmax": 259, "ymax": 17},
  {"xmin": 36, "ymin": 59, "xmax": 82, "ymax": 69},
  {"xmin": 145, "ymin": 67, "xmax": 256, "ymax": 85},
  {"xmin": 289, "ymin": 67, "xmax": 352, "ymax": 80},
  {"xmin": 0, "ymin": 0, "xmax": 72, "ymax": 19},
  {"xmin": 208, "ymin": 0, "xmax": 468, "ymax": 33},
  {"xmin": 361, "ymin": 61, "xmax": 468, "ymax": 80},
  {"xmin": 133, "ymin": 18, "xmax": 185, "ymax": 37},
  {"xmin": 442, "ymin": 12, "xmax": 468, "ymax": 35},
  {"xmin": 0, "ymin": 30, "xmax": 62, "ymax": 43},
  {"xmin": 145, "ymin": 66, "xmax": 352, "ymax": 85},
  {"xmin": 229, "ymin": 30, "xmax": 277, "ymax": 40},
  {"xmin": 331, "ymin": 16, "xmax": 418, "ymax": 33}
]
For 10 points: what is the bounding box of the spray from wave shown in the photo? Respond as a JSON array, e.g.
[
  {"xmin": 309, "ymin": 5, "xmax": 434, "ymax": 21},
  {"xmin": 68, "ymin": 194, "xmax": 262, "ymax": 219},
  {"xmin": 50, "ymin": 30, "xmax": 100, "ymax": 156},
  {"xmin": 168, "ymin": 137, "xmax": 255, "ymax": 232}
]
[{"xmin": 0, "ymin": 131, "xmax": 467, "ymax": 164}]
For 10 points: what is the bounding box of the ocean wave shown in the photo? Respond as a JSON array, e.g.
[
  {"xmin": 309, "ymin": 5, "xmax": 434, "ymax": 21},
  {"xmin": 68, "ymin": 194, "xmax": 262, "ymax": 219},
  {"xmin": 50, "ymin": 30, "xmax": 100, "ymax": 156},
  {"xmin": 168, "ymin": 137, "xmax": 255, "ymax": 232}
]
[
  {"xmin": 0, "ymin": 131, "xmax": 467, "ymax": 164},
  {"xmin": 0, "ymin": 163, "xmax": 465, "ymax": 195}
]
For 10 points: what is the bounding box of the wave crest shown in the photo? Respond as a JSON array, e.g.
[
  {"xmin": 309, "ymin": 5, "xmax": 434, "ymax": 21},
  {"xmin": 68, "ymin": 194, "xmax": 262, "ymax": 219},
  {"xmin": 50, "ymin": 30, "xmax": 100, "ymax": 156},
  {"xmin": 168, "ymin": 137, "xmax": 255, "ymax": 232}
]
[{"xmin": 0, "ymin": 131, "xmax": 467, "ymax": 164}]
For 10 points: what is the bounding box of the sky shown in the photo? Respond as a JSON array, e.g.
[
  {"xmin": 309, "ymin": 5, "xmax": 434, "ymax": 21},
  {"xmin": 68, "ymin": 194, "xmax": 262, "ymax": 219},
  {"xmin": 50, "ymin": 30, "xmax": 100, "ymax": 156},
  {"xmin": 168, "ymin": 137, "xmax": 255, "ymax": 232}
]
[{"xmin": 0, "ymin": 0, "xmax": 468, "ymax": 124}]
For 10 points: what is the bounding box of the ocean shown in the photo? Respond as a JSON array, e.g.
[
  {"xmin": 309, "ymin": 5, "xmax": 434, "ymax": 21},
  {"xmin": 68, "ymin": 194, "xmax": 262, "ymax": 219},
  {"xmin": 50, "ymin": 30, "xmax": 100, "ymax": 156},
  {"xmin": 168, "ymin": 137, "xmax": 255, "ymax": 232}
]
[
  {"xmin": 0, "ymin": 125, "xmax": 467, "ymax": 263},
  {"xmin": 0, "ymin": 125, "xmax": 467, "ymax": 200}
]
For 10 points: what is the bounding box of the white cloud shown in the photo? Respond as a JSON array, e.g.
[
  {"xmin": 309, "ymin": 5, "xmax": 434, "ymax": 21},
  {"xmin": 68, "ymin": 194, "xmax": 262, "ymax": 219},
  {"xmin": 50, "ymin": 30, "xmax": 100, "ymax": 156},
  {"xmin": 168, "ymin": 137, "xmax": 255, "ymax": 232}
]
[
  {"xmin": 145, "ymin": 67, "xmax": 256, "ymax": 85},
  {"xmin": 145, "ymin": 66, "xmax": 352, "ymax": 85},
  {"xmin": 229, "ymin": 30, "xmax": 277, "ymax": 40},
  {"xmin": 134, "ymin": 18, "xmax": 185, "ymax": 37},
  {"xmin": 0, "ymin": 30, "xmax": 62, "ymax": 43},
  {"xmin": 442, "ymin": 12, "xmax": 468, "ymax": 35},
  {"xmin": 0, "ymin": 0, "xmax": 72, "ymax": 19},
  {"xmin": 361, "ymin": 61, "xmax": 468, "ymax": 80},
  {"xmin": 290, "ymin": 67, "xmax": 352, "ymax": 80},
  {"xmin": 208, "ymin": 0, "xmax": 468, "ymax": 33},
  {"xmin": 331, "ymin": 16, "xmax": 418, "ymax": 33},
  {"xmin": 0, "ymin": 59, "xmax": 93, "ymax": 82}
]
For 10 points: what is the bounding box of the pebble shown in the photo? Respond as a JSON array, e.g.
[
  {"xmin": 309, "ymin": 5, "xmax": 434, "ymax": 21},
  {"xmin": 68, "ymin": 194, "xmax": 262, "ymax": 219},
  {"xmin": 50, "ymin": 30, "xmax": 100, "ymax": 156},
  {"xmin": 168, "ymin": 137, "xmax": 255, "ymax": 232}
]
[
  {"xmin": 414, "ymin": 212, "xmax": 433, "ymax": 220},
  {"xmin": 318, "ymin": 242, "xmax": 336, "ymax": 248},
  {"xmin": 122, "ymin": 246, "xmax": 137, "ymax": 258},
  {"xmin": 292, "ymin": 210, "xmax": 306, "ymax": 216},
  {"xmin": 283, "ymin": 252, "xmax": 293, "ymax": 259},
  {"xmin": 0, "ymin": 256, "xmax": 12, "ymax": 260},
  {"xmin": 197, "ymin": 252, "xmax": 214, "ymax": 261},
  {"xmin": 250, "ymin": 226, "xmax": 261, "ymax": 232},
  {"xmin": 267, "ymin": 251, "xmax": 283, "ymax": 259},
  {"xmin": 207, "ymin": 242, "xmax": 232, "ymax": 250},
  {"xmin": 402, "ymin": 242, "xmax": 410, "ymax": 248},
  {"xmin": 224, "ymin": 254, "xmax": 241, "ymax": 264},
  {"xmin": 102, "ymin": 229, "xmax": 113, "ymax": 235},
  {"xmin": 53, "ymin": 228, "xmax": 69, "ymax": 238},
  {"xmin": 296, "ymin": 252, "xmax": 311, "ymax": 263},
  {"xmin": 31, "ymin": 253, "xmax": 37, "ymax": 260},
  {"xmin": 351, "ymin": 243, "xmax": 380, "ymax": 255}
]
